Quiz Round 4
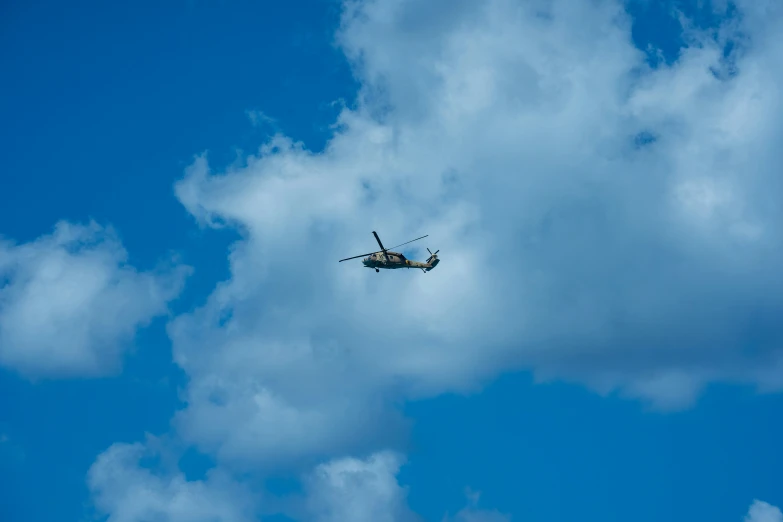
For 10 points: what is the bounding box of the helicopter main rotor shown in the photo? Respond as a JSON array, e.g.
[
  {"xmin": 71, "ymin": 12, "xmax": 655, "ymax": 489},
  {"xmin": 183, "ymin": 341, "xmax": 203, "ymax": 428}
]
[{"xmin": 338, "ymin": 232, "xmax": 428, "ymax": 262}]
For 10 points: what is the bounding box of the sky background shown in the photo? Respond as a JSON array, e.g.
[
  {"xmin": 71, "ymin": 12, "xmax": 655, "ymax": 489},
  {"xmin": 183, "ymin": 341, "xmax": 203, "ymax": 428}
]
[{"xmin": 1, "ymin": 1, "xmax": 782, "ymax": 521}]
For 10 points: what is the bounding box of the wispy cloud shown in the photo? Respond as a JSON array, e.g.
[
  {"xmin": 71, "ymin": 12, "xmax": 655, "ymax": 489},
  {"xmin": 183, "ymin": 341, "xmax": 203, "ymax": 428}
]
[
  {"xmin": 0, "ymin": 431, "xmax": 25, "ymax": 464},
  {"xmin": 245, "ymin": 109, "xmax": 278, "ymax": 129},
  {"xmin": 443, "ymin": 489, "xmax": 511, "ymax": 522}
]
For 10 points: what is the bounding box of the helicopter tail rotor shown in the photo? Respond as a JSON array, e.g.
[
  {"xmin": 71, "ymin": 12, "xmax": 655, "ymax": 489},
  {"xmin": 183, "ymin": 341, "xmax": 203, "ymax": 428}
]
[{"xmin": 425, "ymin": 248, "xmax": 440, "ymax": 271}]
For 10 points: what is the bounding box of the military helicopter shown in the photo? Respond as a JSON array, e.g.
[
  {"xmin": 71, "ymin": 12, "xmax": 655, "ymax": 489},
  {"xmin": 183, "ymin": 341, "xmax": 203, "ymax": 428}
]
[{"xmin": 339, "ymin": 231, "xmax": 440, "ymax": 273}]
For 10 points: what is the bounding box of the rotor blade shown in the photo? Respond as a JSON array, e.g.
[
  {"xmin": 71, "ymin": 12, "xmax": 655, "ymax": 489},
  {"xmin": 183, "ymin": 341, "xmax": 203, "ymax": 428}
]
[
  {"xmin": 339, "ymin": 251, "xmax": 381, "ymax": 262},
  {"xmin": 372, "ymin": 231, "xmax": 387, "ymax": 252},
  {"xmin": 387, "ymin": 234, "xmax": 428, "ymax": 251}
]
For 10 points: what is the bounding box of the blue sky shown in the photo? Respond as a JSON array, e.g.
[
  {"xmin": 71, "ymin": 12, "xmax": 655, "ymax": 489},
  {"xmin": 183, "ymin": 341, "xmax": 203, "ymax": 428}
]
[{"xmin": 1, "ymin": 1, "xmax": 782, "ymax": 521}]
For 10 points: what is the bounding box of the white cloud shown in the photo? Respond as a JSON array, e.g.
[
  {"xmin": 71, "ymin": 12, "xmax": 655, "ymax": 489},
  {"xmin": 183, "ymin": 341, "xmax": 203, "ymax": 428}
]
[
  {"xmin": 0, "ymin": 221, "xmax": 189, "ymax": 379},
  {"xmin": 246, "ymin": 109, "xmax": 277, "ymax": 129},
  {"xmin": 746, "ymin": 500, "xmax": 783, "ymax": 522},
  {"xmin": 443, "ymin": 490, "xmax": 511, "ymax": 522},
  {"xmin": 88, "ymin": 442, "xmax": 502, "ymax": 522},
  {"xmin": 302, "ymin": 451, "xmax": 419, "ymax": 522},
  {"xmin": 88, "ymin": 439, "xmax": 256, "ymax": 522},
  {"xmin": 164, "ymin": 0, "xmax": 783, "ymax": 471},
  {"xmin": 89, "ymin": 0, "xmax": 783, "ymax": 518},
  {"xmin": 444, "ymin": 507, "xmax": 509, "ymax": 522}
]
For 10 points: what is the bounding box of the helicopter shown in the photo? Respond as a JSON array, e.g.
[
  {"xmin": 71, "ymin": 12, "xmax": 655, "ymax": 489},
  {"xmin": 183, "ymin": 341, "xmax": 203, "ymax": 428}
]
[{"xmin": 339, "ymin": 231, "xmax": 440, "ymax": 273}]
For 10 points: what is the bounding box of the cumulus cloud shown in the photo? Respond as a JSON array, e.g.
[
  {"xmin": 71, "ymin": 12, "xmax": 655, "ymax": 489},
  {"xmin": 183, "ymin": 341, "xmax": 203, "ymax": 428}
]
[
  {"xmin": 745, "ymin": 500, "xmax": 783, "ymax": 522},
  {"xmin": 89, "ymin": 0, "xmax": 783, "ymax": 518},
  {"xmin": 88, "ymin": 440, "xmax": 256, "ymax": 522},
  {"xmin": 88, "ymin": 442, "xmax": 501, "ymax": 522},
  {"xmin": 0, "ymin": 221, "xmax": 189, "ymax": 379},
  {"xmin": 302, "ymin": 451, "xmax": 418, "ymax": 522},
  {"xmin": 165, "ymin": 0, "xmax": 783, "ymax": 472},
  {"xmin": 88, "ymin": 443, "xmax": 421, "ymax": 522}
]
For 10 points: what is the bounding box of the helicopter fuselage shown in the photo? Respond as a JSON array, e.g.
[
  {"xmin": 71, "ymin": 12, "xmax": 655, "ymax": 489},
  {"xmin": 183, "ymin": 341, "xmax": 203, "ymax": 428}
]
[
  {"xmin": 338, "ymin": 231, "xmax": 439, "ymax": 273},
  {"xmin": 361, "ymin": 251, "xmax": 438, "ymax": 272}
]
